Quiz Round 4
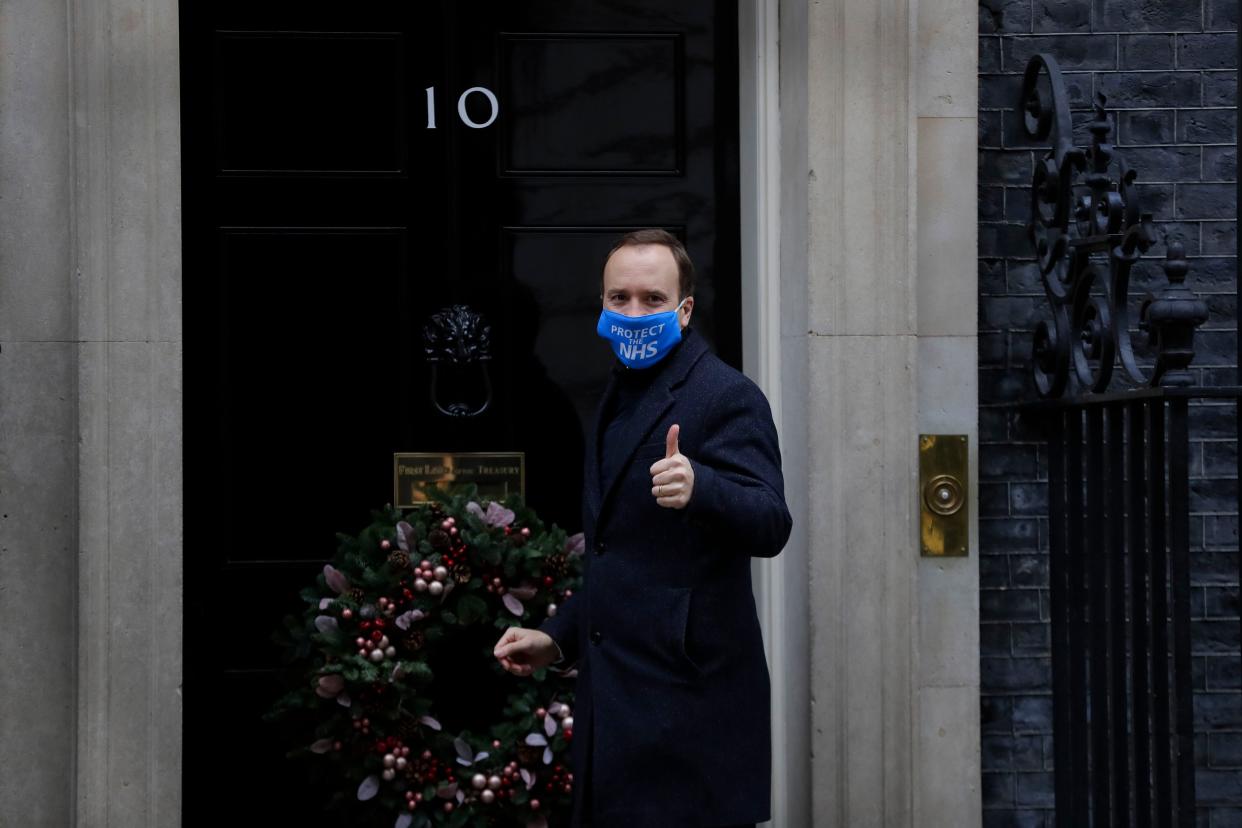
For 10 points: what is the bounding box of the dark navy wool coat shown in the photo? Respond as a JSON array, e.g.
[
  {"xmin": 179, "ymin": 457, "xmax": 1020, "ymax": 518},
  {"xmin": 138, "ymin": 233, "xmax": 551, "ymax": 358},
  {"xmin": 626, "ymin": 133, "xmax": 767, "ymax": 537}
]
[{"xmin": 540, "ymin": 328, "xmax": 793, "ymax": 827}]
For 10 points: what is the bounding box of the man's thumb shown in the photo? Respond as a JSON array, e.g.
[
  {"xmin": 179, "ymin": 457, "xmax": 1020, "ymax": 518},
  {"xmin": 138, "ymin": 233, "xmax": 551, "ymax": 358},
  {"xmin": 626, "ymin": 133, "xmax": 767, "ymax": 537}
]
[{"xmin": 665, "ymin": 423, "xmax": 680, "ymax": 458}]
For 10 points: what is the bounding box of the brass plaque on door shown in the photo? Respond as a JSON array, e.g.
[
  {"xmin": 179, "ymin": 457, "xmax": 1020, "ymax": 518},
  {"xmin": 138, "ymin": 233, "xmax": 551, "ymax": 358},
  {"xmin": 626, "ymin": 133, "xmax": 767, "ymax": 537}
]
[
  {"xmin": 394, "ymin": 452, "xmax": 525, "ymax": 509},
  {"xmin": 919, "ymin": 435, "xmax": 968, "ymax": 557}
]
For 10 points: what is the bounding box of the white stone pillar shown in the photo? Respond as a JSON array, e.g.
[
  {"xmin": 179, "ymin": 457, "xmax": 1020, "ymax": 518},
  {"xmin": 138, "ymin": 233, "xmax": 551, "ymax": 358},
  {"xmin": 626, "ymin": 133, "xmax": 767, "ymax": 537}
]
[
  {"xmin": 0, "ymin": 0, "xmax": 184, "ymax": 825},
  {"xmin": 0, "ymin": 1, "xmax": 78, "ymax": 823},
  {"xmin": 778, "ymin": 0, "xmax": 981, "ymax": 824},
  {"xmin": 913, "ymin": 0, "xmax": 982, "ymax": 824},
  {"xmin": 70, "ymin": 0, "xmax": 184, "ymax": 823},
  {"xmin": 796, "ymin": 0, "xmax": 920, "ymax": 823}
]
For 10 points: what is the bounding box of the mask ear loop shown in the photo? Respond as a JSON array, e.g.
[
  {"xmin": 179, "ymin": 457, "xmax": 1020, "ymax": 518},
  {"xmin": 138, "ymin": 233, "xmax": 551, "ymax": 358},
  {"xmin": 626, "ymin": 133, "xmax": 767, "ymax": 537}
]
[{"xmin": 674, "ymin": 296, "xmax": 689, "ymax": 325}]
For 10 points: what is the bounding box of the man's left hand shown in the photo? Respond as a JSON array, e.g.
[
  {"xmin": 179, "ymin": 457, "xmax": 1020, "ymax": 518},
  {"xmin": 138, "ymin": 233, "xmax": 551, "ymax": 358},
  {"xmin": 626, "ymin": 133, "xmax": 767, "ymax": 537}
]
[{"xmin": 650, "ymin": 424, "xmax": 695, "ymax": 509}]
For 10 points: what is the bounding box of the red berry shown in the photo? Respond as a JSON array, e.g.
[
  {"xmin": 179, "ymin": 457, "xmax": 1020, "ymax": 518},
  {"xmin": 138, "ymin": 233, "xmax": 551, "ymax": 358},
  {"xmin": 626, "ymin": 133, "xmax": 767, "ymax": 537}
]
[
  {"xmin": 371, "ymin": 630, "xmax": 383, "ymax": 641},
  {"xmin": 543, "ymin": 576, "xmax": 554, "ymax": 586}
]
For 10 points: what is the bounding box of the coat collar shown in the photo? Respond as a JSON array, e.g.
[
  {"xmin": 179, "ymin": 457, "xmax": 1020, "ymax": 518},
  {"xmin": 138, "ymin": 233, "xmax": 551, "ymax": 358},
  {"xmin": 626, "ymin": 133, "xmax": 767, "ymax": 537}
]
[{"xmin": 586, "ymin": 328, "xmax": 710, "ymax": 522}]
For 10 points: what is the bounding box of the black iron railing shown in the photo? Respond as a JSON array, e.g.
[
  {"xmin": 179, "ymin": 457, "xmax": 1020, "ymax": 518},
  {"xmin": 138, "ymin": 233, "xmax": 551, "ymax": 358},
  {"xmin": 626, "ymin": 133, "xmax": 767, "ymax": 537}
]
[
  {"xmin": 1028, "ymin": 389, "xmax": 1237, "ymax": 826},
  {"xmin": 1017, "ymin": 54, "xmax": 1241, "ymax": 827}
]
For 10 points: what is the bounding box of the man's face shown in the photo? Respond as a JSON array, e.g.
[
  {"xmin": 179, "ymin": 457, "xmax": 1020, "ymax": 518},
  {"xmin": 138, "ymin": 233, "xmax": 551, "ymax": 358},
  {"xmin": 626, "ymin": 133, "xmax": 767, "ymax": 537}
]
[{"xmin": 601, "ymin": 244, "xmax": 694, "ymax": 328}]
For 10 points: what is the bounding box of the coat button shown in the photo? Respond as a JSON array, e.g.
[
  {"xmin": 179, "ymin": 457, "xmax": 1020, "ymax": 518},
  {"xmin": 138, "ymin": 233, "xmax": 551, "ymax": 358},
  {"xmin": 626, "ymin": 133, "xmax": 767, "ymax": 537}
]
[
  {"xmin": 590, "ymin": 630, "xmax": 602, "ymax": 645},
  {"xmin": 594, "ymin": 540, "xmax": 606, "ymax": 556}
]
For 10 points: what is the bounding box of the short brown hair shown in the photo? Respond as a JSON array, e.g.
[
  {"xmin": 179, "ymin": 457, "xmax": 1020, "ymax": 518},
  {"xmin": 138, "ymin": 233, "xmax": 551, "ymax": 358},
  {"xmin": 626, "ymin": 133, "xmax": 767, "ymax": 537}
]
[{"xmin": 603, "ymin": 228, "xmax": 695, "ymax": 299}]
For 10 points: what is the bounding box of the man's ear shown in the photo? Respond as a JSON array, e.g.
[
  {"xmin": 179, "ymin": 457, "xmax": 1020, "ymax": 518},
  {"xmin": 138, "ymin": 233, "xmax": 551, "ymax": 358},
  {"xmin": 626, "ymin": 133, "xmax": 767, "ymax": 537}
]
[{"xmin": 679, "ymin": 296, "xmax": 694, "ymax": 329}]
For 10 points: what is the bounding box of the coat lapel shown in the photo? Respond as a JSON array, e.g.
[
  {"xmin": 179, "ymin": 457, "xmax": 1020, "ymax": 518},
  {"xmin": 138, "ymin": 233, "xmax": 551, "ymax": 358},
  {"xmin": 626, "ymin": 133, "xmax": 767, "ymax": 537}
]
[
  {"xmin": 584, "ymin": 374, "xmax": 614, "ymax": 522},
  {"xmin": 591, "ymin": 330, "xmax": 710, "ymax": 523}
]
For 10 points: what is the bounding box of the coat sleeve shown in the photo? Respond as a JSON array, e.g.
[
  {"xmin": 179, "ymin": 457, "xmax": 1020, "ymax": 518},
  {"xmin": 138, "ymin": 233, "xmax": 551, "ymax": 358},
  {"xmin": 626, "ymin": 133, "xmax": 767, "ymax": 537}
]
[
  {"xmin": 537, "ymin": 589, "xmax": 582, "ymax": 668},
  {"xmin": 684, "ymin": 377, "xmax": 792, "ymax": 557}
]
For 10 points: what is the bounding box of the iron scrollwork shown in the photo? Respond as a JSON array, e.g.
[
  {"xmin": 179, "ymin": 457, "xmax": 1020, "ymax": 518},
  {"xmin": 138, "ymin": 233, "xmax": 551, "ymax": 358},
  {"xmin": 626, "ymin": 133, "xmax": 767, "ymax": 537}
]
[
  {"xmin": 422, "ymin": 304, "xmax": 494, "ymax": 417},
  {"xmin": 1020, "ymin": 54, "xmax": 1208, "ymax": 398}
]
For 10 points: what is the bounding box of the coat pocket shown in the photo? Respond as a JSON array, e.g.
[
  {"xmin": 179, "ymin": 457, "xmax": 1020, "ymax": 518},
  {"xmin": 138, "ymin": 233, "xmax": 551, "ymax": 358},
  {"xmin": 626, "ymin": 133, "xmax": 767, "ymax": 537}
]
[{"xmin": 666, "ymin": 585, "xmax": 704, "ymax": 676}]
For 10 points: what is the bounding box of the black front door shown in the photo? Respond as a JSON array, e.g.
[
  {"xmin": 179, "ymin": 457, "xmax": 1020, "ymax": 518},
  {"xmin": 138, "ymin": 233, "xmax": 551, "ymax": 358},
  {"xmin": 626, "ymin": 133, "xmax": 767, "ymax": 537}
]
[{"xmin": 181, "ymin": 1, "xmax": 740, "ymax": 822}]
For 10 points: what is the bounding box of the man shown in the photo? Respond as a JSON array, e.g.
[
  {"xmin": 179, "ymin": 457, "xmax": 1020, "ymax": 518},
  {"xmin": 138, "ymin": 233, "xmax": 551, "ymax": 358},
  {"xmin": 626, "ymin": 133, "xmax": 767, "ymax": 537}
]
[{"xmin": 493, "ymin": 229, "xmax": 792, "ymax": 827}]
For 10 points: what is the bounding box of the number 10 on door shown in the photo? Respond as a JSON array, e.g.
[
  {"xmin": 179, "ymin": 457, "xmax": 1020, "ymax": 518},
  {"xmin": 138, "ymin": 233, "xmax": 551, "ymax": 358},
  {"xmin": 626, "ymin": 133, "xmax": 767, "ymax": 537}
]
[{"xmin": 425, "ymin": 86, "xmax": 499, "ymax": 129}]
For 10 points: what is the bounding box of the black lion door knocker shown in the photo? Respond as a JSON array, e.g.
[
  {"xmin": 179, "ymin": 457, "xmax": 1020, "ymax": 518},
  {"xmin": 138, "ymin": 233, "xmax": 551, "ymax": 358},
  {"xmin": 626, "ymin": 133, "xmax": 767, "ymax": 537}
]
[{"xmin": 422, "ymin": 305, "xmax": 494, "ymax": 418}]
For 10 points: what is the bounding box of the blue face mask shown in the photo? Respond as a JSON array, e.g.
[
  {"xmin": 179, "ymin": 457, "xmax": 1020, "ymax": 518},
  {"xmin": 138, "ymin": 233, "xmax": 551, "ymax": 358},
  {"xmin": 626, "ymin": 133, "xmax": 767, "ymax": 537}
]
[{"xmin": 596, "ymin": 298, "xmax": 687, "ymax": 369}]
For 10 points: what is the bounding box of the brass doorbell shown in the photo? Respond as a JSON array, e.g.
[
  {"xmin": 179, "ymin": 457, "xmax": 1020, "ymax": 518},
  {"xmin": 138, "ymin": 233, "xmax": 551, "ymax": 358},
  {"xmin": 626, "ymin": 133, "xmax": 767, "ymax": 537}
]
[{"xmin": 919, "ymin": 435, "xmax": 968, "ymax": 556}]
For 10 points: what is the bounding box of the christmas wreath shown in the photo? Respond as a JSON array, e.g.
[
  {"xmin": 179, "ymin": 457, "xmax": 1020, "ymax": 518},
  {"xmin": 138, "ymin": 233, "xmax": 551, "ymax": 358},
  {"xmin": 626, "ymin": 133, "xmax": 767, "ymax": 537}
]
[{"xmin": 267, "ymin": 488, "xmax": 584, "ymax": 827}]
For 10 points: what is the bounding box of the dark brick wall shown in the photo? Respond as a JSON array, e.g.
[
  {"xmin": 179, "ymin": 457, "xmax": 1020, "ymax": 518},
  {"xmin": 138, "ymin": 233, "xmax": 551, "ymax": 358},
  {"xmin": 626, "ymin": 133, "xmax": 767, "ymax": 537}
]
[{"xmin": 979, "ymin": 1, "xmax": 1240, "ymax": 825}]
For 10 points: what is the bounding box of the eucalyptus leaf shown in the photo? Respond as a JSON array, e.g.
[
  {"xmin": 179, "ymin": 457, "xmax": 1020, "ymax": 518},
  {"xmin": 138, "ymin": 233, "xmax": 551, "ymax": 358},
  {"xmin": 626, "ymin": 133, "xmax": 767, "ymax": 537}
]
[
  {"xmin": 357, "ymin": 774, "xmax": 380, "ymax": 801},
  {"xmin": 323, "ymin": 564, "xmax": 350, "ymax": 594}
]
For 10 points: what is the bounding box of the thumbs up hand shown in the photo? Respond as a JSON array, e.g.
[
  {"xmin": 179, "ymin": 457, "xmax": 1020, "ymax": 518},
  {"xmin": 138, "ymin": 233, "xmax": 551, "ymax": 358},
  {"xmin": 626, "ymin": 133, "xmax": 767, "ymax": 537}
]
[{"xmin": 649, "ymin": 424, "xmax": 695, "ymax": 509}]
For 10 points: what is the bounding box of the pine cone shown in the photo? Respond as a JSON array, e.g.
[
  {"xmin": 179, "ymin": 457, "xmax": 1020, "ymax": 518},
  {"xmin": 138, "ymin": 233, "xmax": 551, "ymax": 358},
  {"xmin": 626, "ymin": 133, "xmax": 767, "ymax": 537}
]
[
  {"xmin": 387, "ymin": 550, "xmax": 411, "ymax": 570},
  {"xmin": 397, "ymin": 717, "xmax": 421, "ymax": 742},
  {"xmin": 402, "ymin": 630, "xmax": 426, "ymax": 654},
  {"xmin": 429, "ymin": 529, "xmax": 450, "ymax": 550},
  {"xmin": 452, "ymin": 563, "xmax": 472, "ymax": 583},
  {"xmin": 544, "ymin": 553, "xmax": 568, "ymax": 578},
  {"xmin": 348, "ymin": 587, "xmax": 366, "ymax": 604}
]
